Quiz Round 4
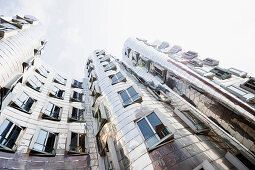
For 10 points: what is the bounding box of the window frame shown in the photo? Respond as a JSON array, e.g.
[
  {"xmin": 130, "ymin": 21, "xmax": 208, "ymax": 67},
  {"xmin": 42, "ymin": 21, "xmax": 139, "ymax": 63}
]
[
  {"xmin": 42, "ymin": 102, "xmax": 62, "ymax": 121},
  {"xmin": 135, "ymin": 111, "xmax": 174, "ymax": 151},
  {"xmin": 119, "ymin": 86, "xmax": 142, "ymax": 107},
  {"xmin": 10, "ymin": 91, "xmax": 36, "ymax": 114},
  {"xmin": 29, "ymin": 128, "xmax": 58, "ymax": 156},
  {"xmin": 49, "ymin": 86, "xmax": 65, "ymax": 100},
  {"xmin": 69, "ymin": 107, "xmax": 85, "ymax": 122},
  {"xmin": 0, "ymin": 117, "xmax": 24, "ymax": 152},
  {"xmin": 54, "ymin": 74, "xmax": 67, "ymax": 86},
  {"xmin": 104, "ymin": 62, "xmax": 117, "ymax": 72},
  {"xmin": 26, "ymin": 75, "xmax": 43, "ymax": 92},
  {"xmin": 66, "ymin": 131, "xmax": 88, "ymax": 155},
  {"xmin": 35, "ymin": 65, "xmax": 48, "ymax": 78},
  {"xmin": 70, "ymin": 91, "xmax": 83, "ymax": 102},
  {"xmin": 110, "ymin": 72, "xmax": 126, "ymax": 85},
  {"xmin": 71, "ymin": 79, "xmax": 83, "ymax": 89}
]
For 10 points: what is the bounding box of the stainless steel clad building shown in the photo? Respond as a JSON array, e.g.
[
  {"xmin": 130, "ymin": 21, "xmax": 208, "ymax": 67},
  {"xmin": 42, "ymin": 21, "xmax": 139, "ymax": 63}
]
[
  {"xmin": 87, "ymin": 39, "xmax": 255, "ymax": 169},
  {"xmin": 0, "ymin": 15, "xmax": 96, "ymax": 169}
]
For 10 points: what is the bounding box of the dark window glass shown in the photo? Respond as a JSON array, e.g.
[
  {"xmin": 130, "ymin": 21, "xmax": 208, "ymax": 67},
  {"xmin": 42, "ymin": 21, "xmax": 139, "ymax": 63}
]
[
  {"xmin": 137, "ymin": 118, "xmax": 154, "ymax": 140},
  {"xmin": 33, "ymin": 130, "xmax": 56, "ymax": 154}
]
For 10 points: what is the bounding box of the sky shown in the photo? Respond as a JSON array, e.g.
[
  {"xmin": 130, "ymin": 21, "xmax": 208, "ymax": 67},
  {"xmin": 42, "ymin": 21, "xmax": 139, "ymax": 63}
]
[{"xmin": 1, "ymin": 0, "xmax": 255, "ymax": 79}]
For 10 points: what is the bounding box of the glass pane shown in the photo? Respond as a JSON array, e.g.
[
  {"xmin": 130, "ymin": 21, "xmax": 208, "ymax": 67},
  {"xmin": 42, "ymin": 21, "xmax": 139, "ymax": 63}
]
[
  {"xmin": 137, "ymin": 118, "xmax": 154, "ymax": 140},
  {"xmin": 0, "ymin": 120, "xmax": 13, "ymax": 144},
  {"xmin": 18, "ymin": 93, "xmax": 29, "ymax": 103},
  {"xmin": 5, "ymin": 125, "xmax": 21, "ymax": 149},
  {"xmin": 22, "ymin": 97, "xmax": 34, "ymax": 112},
  {"xmin": 147, "ymin": 112, "xmax": 169, "ymax": 139},
  {"xmin": 127, "ymin": 87, "xmax": 137, "ymax": 97},
  {"xmin": 70, "ymin": 132, "xmax": 78, "ymax": 151},
  {"xmin": 45, "ymin": 133, "xmax": 55, "ymax": 153},
  {"xmin": 79, "ymin": 134, "xmax": 86, "ymax": 152},
  {"xmin": 52, "ymin": 106, "xmax": 60, "ymax": 119},
  {"xmin": 145, "ymin": 134, "xmax": 159, "ymax": 148},
  {"xmin": 36, "ymin": 130, "xmax": 47, "ymax": 145},
  {"xmin": 120, "ymin": 90, "xmax": 129, "ymax": 103}
]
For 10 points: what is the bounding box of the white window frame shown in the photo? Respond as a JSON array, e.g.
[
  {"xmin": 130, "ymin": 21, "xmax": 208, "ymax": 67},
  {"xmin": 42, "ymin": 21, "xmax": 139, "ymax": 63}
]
[
  {"xmin": 110, "ymin": 72, "xmax": 126, "ymax": 85},
  {"xmin": 42, "ymin": 102, "xmax": 62, "ymax": 121},
  {"xmin": 135, "ymin": 111, "xmax": 174, "ymax": 151},
  {"xmin": 49, "ymin": 86, "xmax": 65, "ymax": 100},
  {"xmin": 26, "ymin": 75, "xmax": 43, "ymax": 91},
  {"xmin": 66, "ymin": 131, "xmax": 88, "ymax": 155},
  {"xmin": 119, "ymin": 86, "xmax": 142, "ymax": 107},
  {"xmin": 0, "ymin": 117, "xmax": 24, "ymax": 152},
  {"xmin": 29, "ymin": 128, "xmax": 58, "ymax": 156},
  {"xmin": 54, "ymin": 74, "xmax": 67, "ymax": 85},
  {"xmin": 69, "ymin": 107, "xmax": 85, "ymax": 122},
  {"xmin": 35, "ymin": 65, "xmax": 48, "ymax": 78},
  {"xmin": 10, "ymin": 91, "xmax": 36, "ymax": 113}
]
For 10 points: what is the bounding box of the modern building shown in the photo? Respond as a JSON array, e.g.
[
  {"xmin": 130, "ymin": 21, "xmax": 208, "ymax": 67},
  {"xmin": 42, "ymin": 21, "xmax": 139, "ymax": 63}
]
[
  {"xmin": 1, "ymin": 14, "xmax": 255, "ymax": 170},
  {"xmin": 0, "ymin": 15, "xmax": 97, "ymax": 169},
  {"xmin": 86, "ymin": 39, "xmax": 255, "ymax": 169}
]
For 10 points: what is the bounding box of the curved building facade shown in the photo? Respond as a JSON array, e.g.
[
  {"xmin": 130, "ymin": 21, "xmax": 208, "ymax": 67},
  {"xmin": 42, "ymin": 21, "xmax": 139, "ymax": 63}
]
[{"xmin": 0, "ymin": 15, "xmax": 97, "ymax": 169}]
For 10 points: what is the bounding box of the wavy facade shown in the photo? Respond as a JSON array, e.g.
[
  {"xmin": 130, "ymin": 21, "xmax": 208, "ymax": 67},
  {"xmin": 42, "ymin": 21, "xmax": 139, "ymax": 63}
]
[
  {"xmin": 87, "ymin": 45, "xmax": 255, "ymax": 169},
  {"xmin": 0, "ymin": 15, "xmax": 97, "ymax": 169}
]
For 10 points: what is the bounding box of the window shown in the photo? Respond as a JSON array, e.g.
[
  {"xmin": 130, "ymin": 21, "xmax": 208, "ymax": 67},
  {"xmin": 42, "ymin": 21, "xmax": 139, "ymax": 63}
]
[
  {"xmin": 154, "ymin": 66, "xmax": 166, "ymax": 82},
  {"xmin": 69, "ymin": 107, "xmax": 85, "ymax": 122},
  {"xmin": 89, "ymin": 70, "xmax": 97, "ymax": 82},
  {"xmin": 104, "ymin": 62, "xmax": 116, "ymax": 72},
  {"xmin": 36, "ymin": 65, "xmax": 48, "ymax": 78},
  {"xmin": 240, "ymin": 77, "xmax": 255, "ymax": 94},
  {"xmin": 72, "ymin": 80, "xmax": 82, "ymax": 89},
  {"xmin": 43, "ymin": 102, "xmax": 61, "ymax": 121},
  {"xmin": 66, "ymin": 132, "xmax": 87, "ymax": 154},
  {"xmin": 30, "ymin": 129, "xmax": 57, "ymax": 155},
  {"xmin": 183, "ymin": 51, "xmax": 198, "ymax": 59},
  {"xmin": 49, "ymin": 86, "xmax": 65, "ymax": 99},
  {"xmin": 119, "ymin": 86, "xmax": 141, "ymax": 106},
  {"xmin": 203, "ymin": 58, "xmax": 219, "ymax": 66},
  {"xmin": 169, "ymin": 45, "xmax": 182, "ymax": 54},
  {"xmin": 111, "ymin": 72, "xmax": 125, "ymax": 85},
  {"xmin": 225, "ymin": 152, "xmax": 255, "ymax": 170},
  {"xmin": 26, "ymin": 75, "xmax": 42, "ymax": 91},
  {"xmin": 54, "ymin": 74, "xmax": 66, "ymax": 85},
  {"xmin": 71, "ymin": 91, "xmax": 83, "ymax": 102},
  {"xmin": 174, "ymin": 109, "xmax": 209, "ymax": 134},
  {"xmin": 0, "ymin": 119, "xmax": 23, "ymax": 152},
  {"xmin": 95, "ymin": 104, "xmax": 108, "ymax": 132},
  {"xmin": 136, "ymin": 112, "xmax": 172, "ymax": 150},
  {"xmin": 100, "ymin": 55, "xmax": 110, "ymax": 63},
  {"xmin": 10, "ymin": 92, "xmax": 35, "ymax": 113},
  {"xmin": 210, "ymin": 67, "xmax": 231, "ymax": 80},
  {"xmin": 0, "ymin": 21, "xmax": 18, "ymax": 38},
  {"xmin": 138, "ymin": 56, "xmax": 150, "ymax": 70},
  {"xmin": 96, "ymin": 50, "xmax": 105, "ymax": 56}
]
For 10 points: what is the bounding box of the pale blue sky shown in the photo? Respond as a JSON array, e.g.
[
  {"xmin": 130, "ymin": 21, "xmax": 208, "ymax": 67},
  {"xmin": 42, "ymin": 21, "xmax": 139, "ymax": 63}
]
[{"xmin": 1, "ymin": 0, "xmax": 255, "ymax": 78}]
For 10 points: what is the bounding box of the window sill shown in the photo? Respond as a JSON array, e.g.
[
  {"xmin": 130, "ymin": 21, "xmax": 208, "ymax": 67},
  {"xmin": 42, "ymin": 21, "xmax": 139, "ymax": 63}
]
[
  {"xmin": 49, "ymin": 94, "xmax": 64, "ymax": 100},
  {"xmin": 0, "ymin": 145, "xmax": 16, "ymax": 153},
  {"xmin": 42, "ymin": 114, "xmax": 61, "ymax": 121},
  {"xmin": 30, "ymin": 149, "xmax": 56, "ymax": 156},
  {"xmin": 67, "ymin": 150, "xmax": 89, "ymax": 156},
  {"xmin": 147, "ymin": 133, "xmax": 174, "ymax": 152},
  {"xmin": 10, "ymin": 104, "xmax": 32, "ymax": 114}
]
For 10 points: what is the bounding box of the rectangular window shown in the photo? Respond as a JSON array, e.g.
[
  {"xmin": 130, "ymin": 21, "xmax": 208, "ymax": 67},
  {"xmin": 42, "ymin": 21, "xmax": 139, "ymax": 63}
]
[
  {"xmin": 174, "ymin": 109, "xmax": 209, "ymax": 134},
  {"xmin": 100, "ymin": 55, "xmax": 110, "ymax": 63},
  {"xmin": 71, "ymin": 91, "xmax": 83, "ymax": 102},
  {"xmin": 111, "ymin": 72, "xmax": 125, "ymax": 85},
  {"xmin": 26, "ymin": 75, "xmax": 42, "ymax": 91},
  {"xmin": 72, "ymin": 80, "xmax": 82, "ymax": 89},
  {"xmin": 70, "ymin": 107, "xmax": 84, "ymax": 122},
  {"xmin": 210, "ymin": 67, "xmax": 231, "ymax": 80},
  {"xmin": 240, "ymin": 77, "xmax": 255, "ymax": 94},
  {"xmin": 137, "ymin": 112, "xmax": 172, "ymax": 149},
  {"xmin": 32, "ymin": 129, "xmax": 56, "ymax": 155},
  {"xmin": 203, "ymin": 58, "xmax": 219, "ymax": 66},
  {"xmin": 104, "ymin": 62, "xmax": 116, "ymax": 72},
  {"xmin": 119, "ymin": 86, "xmax": 141, "ymax": 106},
  {"xmin": 0, "ymin": 119, "xmax": 22, "ymax": 151},
  {"xmin": 36, "ymin": 65, "xmax": 48, "ymax": 78},
  {"xmin": 68, "ymin": 132, "xmax": 87, "ymax": 154},
  {"xmin": 154, "ymin": 66, "xmax": 165, "ymax": 81},
  {"xmin": 11, "ymin": 92, "xmax": 35, "ymax": 113},
  {"xmin": 49, "ymin": 86, "xmax": 65, "ymax": 99},
  {"xmin": 43, "ymin": 102, "xmax": 61, "ymax": 121},
  {"xmin": 54, "ymin": 74, "xmax": 66, "ymax": 85}
]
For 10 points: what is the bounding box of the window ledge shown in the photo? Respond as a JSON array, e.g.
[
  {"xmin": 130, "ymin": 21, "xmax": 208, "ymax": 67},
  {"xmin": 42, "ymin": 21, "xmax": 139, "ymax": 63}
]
[
  {"xmin": 0, "ymin": 145, "xmax": 16, "ymax": 153},
  {"xmin": 147, "ymin": 133, "xmax": 174, "ymax": 152},
  {"xmin": 42, "ymin": 114, "xmax": 61, "ymax": 121},
  {"xmin": 10, "ymin": 104, "xmax": 32, "ymax": 114},
  {"xmin": 30, "ymin": 149, "xmax": 56, "ymax": 156}
]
